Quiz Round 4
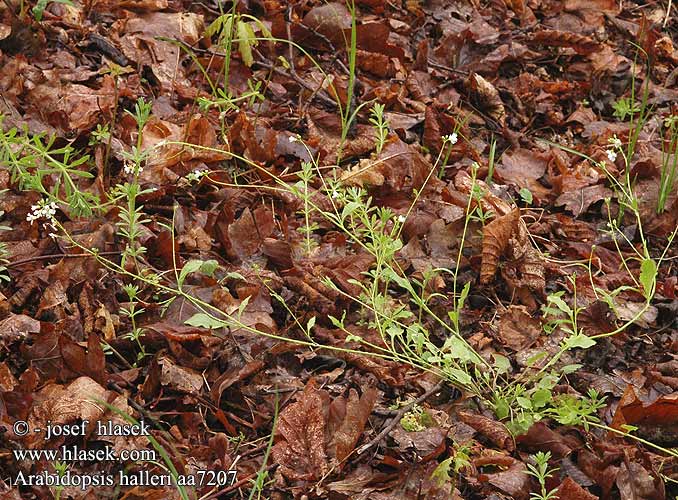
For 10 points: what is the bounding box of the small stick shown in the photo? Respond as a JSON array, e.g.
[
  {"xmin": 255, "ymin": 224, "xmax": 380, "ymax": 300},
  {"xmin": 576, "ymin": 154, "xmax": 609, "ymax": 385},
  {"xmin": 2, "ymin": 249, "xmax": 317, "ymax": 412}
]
[{"xmin": 356, "ymin": 380, "xmax": 445, "ymax": 455}]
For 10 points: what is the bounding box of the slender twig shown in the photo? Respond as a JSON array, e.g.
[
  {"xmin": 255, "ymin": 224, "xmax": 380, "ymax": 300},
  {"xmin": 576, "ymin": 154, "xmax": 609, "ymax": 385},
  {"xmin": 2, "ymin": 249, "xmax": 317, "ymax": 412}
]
[{"xmin": 356, "ymin": 380, "xmax": 445, "ymax": 455}]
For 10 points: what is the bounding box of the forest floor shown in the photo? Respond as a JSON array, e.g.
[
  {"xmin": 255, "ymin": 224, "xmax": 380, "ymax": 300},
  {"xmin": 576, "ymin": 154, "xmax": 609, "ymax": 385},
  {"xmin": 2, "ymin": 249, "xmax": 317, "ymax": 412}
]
[{"xmin": 1, "ymin": 0, "xmax": 678, "ymax": 499}]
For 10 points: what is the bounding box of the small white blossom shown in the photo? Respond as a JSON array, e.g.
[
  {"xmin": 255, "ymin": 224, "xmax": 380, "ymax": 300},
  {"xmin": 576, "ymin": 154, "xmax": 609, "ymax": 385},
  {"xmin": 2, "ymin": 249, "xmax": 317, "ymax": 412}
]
[
  {"xmin": 397, "ymin": 214, "xmax": 406, "ymax": 223},
  {"xmin": 443, "ymin": 133, "xmax": 458, "ymax": 145},
  {"xmin": 123, "ymin": 162, "xmax": 143, "ymax": 175},
  {"xmin": 186, "ymin": 168, "xmax": 209, "ymax": 183},
  {"xmin": 331, "ymin": 190, "xmax": 340, "ymax": 199},
  {"xmin": 608, "ymin": 135, "xmax": 622, "ymax": 150},
  {"xmin": 26, "ymin": 200, "xmax": 58, "ymax": 225},
  {"xmin": 289, "ymin": 135, "xmax": 299, "ymax": 143},
  {"xmin": 606, "ymin": 149, "xmax": 617, "ymax": 162}
]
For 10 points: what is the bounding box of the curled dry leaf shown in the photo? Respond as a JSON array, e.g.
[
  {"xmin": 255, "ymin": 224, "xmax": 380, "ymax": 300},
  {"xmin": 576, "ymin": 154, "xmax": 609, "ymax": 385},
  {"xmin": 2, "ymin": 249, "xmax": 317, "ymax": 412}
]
[
  {"xmin": 467, "ymin": 73, "xmax": 505, "ymax": 125},
  {"xmin": 340, "ymin": 158, "xmax": 387, "ymax": 187},
  {"xmin": 454, "ymin": 170, "xmax": 513, "ymax": 217},
  {"xmin": 389, "ymin": 425, "xmax": 448, "ymax": 457},
  {"xmin": 480, "ymin": 209, "xmax": 521, "ymax": 285},
  {"xmin": 27, "ymin": 76, "xmax": 116, "ymax": 135},
  {"xmin": 529, "ymin": 30, "xmax": 600, "ymax": 55},
  {"xmin": 302, "ymin": 3, "xmax": 353, "ymax": 48},
  {"xmin": 0, "ymin": 314, "xmax": 39, "ymax": 349},
  {"xmin": 0, "ymin": 362, "xmax": 17, "ymax": 392},
  {"xmin": 615, "ymin": 459, "xmax": 663, "ymax": 500},
  {"xmin": 140, "ymin": 115, "xmax": 229, "ymax": 181},
  {"xmin": 458, "ymin": 410, "xmax": 514, "ymax": 452},
  {"xmin": 340, "ymin": 137, "xmax": 433, "ymax": 193},
  {"xmin": 555, "ymin": 184, "xmax": 613, "ymax": 217},
  {"xmin": 475, "ymin": 454, "xmax": 530, "ymax": 499}
]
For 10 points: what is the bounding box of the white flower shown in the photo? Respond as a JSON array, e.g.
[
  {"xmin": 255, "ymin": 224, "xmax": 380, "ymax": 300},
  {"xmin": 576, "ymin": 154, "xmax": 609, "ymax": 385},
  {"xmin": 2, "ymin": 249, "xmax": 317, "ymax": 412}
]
[
  {"xmin": 186, "ymin": 168, "xmax": 209, "ymax": 183},
  {"xmin": 608, "ymin": 135, "xmax": 622, "ymax": 150},
  {"xmin": 331, "ymin": 190, "xmax": 339, "ymax": 199},
  {"xmin": 289, "ymin": 135, "xmax": 299, "ymax": 143},
  {"xmin": 397, "ymin": 214, "xmax": 406, "ymax": 223},
  {"xmin": 443, "ymin": 133, "xmax": 458, "ymax": 145},
  {"xmin": 606, "ymin": 149, "xmax": 617, "ymax": 162},
  {"xmin": 123, "ymin": 162, "xmax": 139, "ymax": 175},
  {"xmin": 26, "ymin": 200, "xmax": 58, "ymax": 225}
]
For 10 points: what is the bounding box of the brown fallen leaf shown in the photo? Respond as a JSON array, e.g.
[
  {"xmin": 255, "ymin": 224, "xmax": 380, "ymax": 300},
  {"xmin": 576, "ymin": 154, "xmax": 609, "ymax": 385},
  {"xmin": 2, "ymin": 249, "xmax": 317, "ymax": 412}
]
[
  {"xmin": 329, "ymin": 387, "xmax": 378, "ymax": 465},
  {"xmin": 272, "ymin": 379, "xmax": 330, "ymax": 481},
  {"xmin": 497, "ymin": 305, "xmax": 542, "ymax": 350},
  {"xmin": 476, "ymin": 454, "xmax": 530, "ymax": 499},
  {"xmin": 458, "ymin": 410, "xmax": 514, "ymax": 452},
  {"xmin": 26, "ymin": 76, "xmax": 116, "ymax": 134},
  {"xmin": 529, "ymin": 30, "xmax": 600, "ymax": 55},
  {"xmin": 615, "ymin": 459, "xmax": 664, "ymax": 500},
  {"xmin": 158, "ymin": 356, "xmax": 204, "ymax": 394},
  {"xmin": 556, "ymin": 477, "xmax": 599, "ymax": 500},
  {"xmin": 116, "ymin": 12, "xmax": 204, "ymax": 92},
  {"xmin": 467, "ymin": 73, "xmax": 505, "ymax": 125},
  {"xmin": 25, "ymin": 376, "xmax": 108, "ymax": 448},
  {"xmin": 0, "ymin": 361, "xmax": 17, "ymax": 392},
  {"xmin": 496, "ymin": 148, "xmax": 551, "ymax": 201},
  {"xmin": 480, "ymin": 209, "xmax": 521, "ymax": 284},
  {"xmin": 0, "ymin": 314, "xmax": 39, "ymax": 349},
  {"xmin": 555, "ymin": 185, "xmax": 613, "ymax": 217},
  {"xmin": 389, "ymin": 425, "xmax": 448, "ymax": 457}
]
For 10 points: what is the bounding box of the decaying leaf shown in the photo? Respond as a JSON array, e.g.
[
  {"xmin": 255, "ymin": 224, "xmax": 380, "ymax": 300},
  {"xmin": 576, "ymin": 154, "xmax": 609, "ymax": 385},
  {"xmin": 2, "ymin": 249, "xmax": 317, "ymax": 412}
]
[
  {"xmin": 329, "ymin": 387, "xmax": 378, "ymax": 464},
  {"xmin": 272, "ymin": 379, "xmax": 330, "ymax": 481},
  {"xmin": 159, "ymin": 357, "xmax": 204, "ymax": 394},
  {"xmin": 480, "ymin": 209, "xmax": 521, "ymax": 284},
  {"xmin": 497, "ymin": 305, "xmax": 542, "ymax": 350},
  {"xmin": 458, "ymin": 410, "xmax": 514, "ymax": 452},
  {"xmin": 25, "ymin": 377, "xmax": 108, "ymax": 448},
  {"xmin": 467, "ymin": 73, "xmax": 505, "ymax": 125}
]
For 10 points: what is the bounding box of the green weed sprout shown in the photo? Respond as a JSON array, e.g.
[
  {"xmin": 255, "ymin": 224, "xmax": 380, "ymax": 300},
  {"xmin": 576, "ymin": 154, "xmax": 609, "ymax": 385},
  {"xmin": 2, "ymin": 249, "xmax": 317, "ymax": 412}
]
[
  {"xmin": 525, "ymin": 451, "xmax": 559, "ymax": 500},
  {"xmin": 369, "ymin": 102, "xmax": 389, "ymax": 154}
]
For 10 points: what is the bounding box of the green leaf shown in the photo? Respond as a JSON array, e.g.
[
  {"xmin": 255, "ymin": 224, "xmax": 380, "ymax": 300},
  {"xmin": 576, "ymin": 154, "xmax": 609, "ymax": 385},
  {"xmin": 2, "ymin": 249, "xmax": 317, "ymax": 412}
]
[
  {"xmin": 237, "ymin": 20, "xmax": 256, "ymax": 67},
  {"xmin": 205, "ymin": 16, "xmax": 225, "ymax": 38},
  {"xmin": 547, "ymin": 294, "xmax": 571, "ymax": 314},
  {"xmin": 531, "ymin": 389, "xmax": 551, "ymax": 409},
  {"xmin": 519, "ymin": 187, "xmax": 533, "ymax": 204},
  {"xmin": 225, "ymin": 271, "xmax": 246, "ymax": 281},
  {"xmin": 639, "ymin": 258, "xmax": 656, "ymax": 300},
  {"xmin": 458, "ymin": 281, "xmax": 471, "ymax": 310},
  {"xmin": 430, "ymin": 457, "xmax": 453, "ymax": 487},
  {"xmin": 237, "ymin": 295, "xmax": 251, "ymax": 318},
  {"xmin": 185, "ymin": 313, "xmax": 227, "ymax": 329},
  {"xmin": 561, "ymin": 363, "xmax": 582, "ymax": 374},
  {"xmin": 178, "ymin": 260, "xmax": 205, "ymax": 286},
  {"xmin": 494, "ymin": 398, "xmax": 510, "ymax": 420},
  {"xmin": 493, "ymin": 354, "xmax": 511, "ymax": 375},
  {"xmin": 447, "ymin": 368, "xmax": 472, "ymax": 387},
  {"xmin": 516, "ymin": 396, "xmax": 532, "ymax": 410},
  {"xmin": 563, "ymin": 333, "xmax": 596, "ymax": 350},
  {"xmin": 199, "ymin": 259, "xmax": 218, "ymax": 276},
  {"xmin": 526, "ymin": 351, "xmax": 548, "ymax": 367}
]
